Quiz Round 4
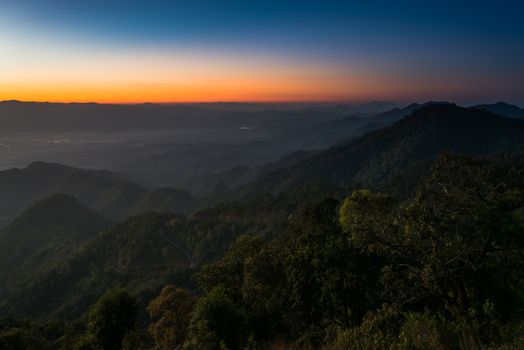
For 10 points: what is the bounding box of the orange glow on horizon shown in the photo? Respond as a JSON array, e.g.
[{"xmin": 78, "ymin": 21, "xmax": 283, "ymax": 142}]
[
  {"xmin": 0, "ymin": 23, "xmax": 491, "ymax": 104},
  {"xmin": 0, "ymin": 74, "xmax": 390, "ymax": 104},
  {"xmin": 0, "ymin": 72, "xmax": 488, "ymax": 104}
]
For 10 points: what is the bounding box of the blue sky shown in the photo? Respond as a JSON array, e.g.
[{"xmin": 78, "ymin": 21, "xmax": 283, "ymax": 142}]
[{"xmin": 1, "ymin": 0, "xmax": 523, "ymax": 103}]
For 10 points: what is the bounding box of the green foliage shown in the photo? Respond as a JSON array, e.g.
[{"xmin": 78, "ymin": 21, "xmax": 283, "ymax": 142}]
[
  {"xmin": 336, "ymin": 155, "xmax": 524, "ymax": 348},
  {"xmin": 0, "ymin": 319, "xmax": 74, "ymax": 350},
  {"xmin": 0, "ymin": 193, "xmax": 112, "ymax": 310},
  {"xmin": 147, "ymin": 285, "xmax": 197, "ymax": 349},
  {"xmin": 395, "ymin": 312, "xmax": 462, "ymax": 350},
  {"xmin": 338, "ymin": 188, "xmax": 395, "ymax": 250},
  {"xmin": 330, "ymin": 309, "xmax": 465, "ymax": 350},
  {"xmin": 194, "ymin": 200, "xmax": 382, "ymax": 346},
  {"xmin": 196, "ymin": 234, "xmax": 286, "ymax": 342},
  {"xmin": 184, "ymin": 286, "xmax": 247, "ymax": 350},
  {"xmin": 329, "ymin": 304, "xmax": 403, "ymax": 350},
  {"xmin": 0, "ymin": 328, "xmax": 26, "ymax": 350},
  {"xmin": 197, "ymin": 235, "xmax": 265, "ymax": 299},
  {"xmin": 2, "ymin": 153, "xmax": 524, "ymax": 350},
  {"xmin": 85, "ymin": 289, "xmax": 138, "ymax": 350},
  {"xmin": 279, "ymin": 199, "xmax": 380, "ymax": 342},
  {"xmin": 341, "ymin": 155, "xmax": 524, "ymax": 324},
  {"xmin": 189, "ymin": 154, "xmax": 524, "ymax": 349},
  {"xmin": 74, "ymin": 336, "xmax": 98, "ymax": 350},
  {"xmin": 0, "ymin": 190, "xmax": 292, "ymax": 319}
]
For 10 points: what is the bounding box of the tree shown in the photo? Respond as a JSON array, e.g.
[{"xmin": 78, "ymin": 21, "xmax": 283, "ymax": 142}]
[
  {"xmin": 278, "ymin": 199, "xmax": 381, "ymax": 343},
  {"xmin": 0, "ymin": 328, "xmax": 27, "ymax": 350},
  {"xmin": 339, "ymin": 155, "xmax": 524, "ymax": 345},
  {"xmin": 147, "ymin": 285, "xmax": 197, "ymax": 350},
  {"xmin": 196, "ymin": 235, "xmax": 264, "ymax": 300},
  {"xmin": 86, "ymin": 289, "xmax": 138, "ymax": 350},
  {"xmin": 184, "ymin": 287, "xmax": 247, "ymax": 350}
]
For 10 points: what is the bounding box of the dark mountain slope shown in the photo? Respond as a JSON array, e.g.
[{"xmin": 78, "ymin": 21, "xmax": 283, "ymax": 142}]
[
  {"xmin": 3, "ymin": 193, "xmax": 110, "ymax": 237},
  {"xmin": 371, "ymin": 102, "xmax": 421, "ymax": 123},
  {"xmin": 0, "ymin": 162, "xmax": 194, "ymax": 222},
  {"xmin": 120, "ymin": 140, "xmax": 290, "ymax": 188},
  {"xmin": 0, "ymin": 193, "xmax": 292, "ymax": 319},
  {"xmin": 0, "ymin": 194, "xmax": 111, "ymax": 294},
  {"xmin": 0, "ymin": 162, "xmax": 123, "ymax": 220},
  {"xmin": 187, "ymin": 104, "xmax": 424, "ymax": 201},
  {"xmin": 92, "ymin": 184, "xmax": 194, "ymax": 220},
  {"xmin": 183, "ymin": 150, "xmax": 319, "ymax": 200},
  {"xmin": 91, "ymin": 182, "xmax": 148, "ymax": 219},
  {"xmin": 128, "ymin": 188, "xmax": 194, "ymax": 217},
  {"xmin": 274, "ymin": 116, "xmax": 370, "ymax": 150},
  {"xmin": 473, "ymin": 102, "xmax": 523, "ymax": 119},
  {"xmin": 272, "ymin": 103, "xmax": 421, "ymax": 150},
  {"xmin": 235, "ymin": 104, "xmax": 524, "ymax": 198},
  {"xmin": 120, "ymin": 104, "xmax": 420, "ymax": 188},
  {"xmin": 180, "ymin": 166, "xmax": 251, "ymax": 198}
]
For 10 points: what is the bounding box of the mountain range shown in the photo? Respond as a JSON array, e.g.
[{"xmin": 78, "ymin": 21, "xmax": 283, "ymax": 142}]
[
  {"xmin": 1, "ymin": 101, "xmax": 524, "ymax": 320},
  {"xmin": 473, "ymin": 101, "xmax": 524, "ymax": 119},
  {"xmin": 0, "ymin": 161, "xmax": 194, "ymax": 222},
  {"xmin": 233, "ymin": 103, "xmax": 524, "ymax": 199}
]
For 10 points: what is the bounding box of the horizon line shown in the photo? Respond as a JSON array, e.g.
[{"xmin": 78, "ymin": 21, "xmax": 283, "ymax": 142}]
[
  {"xmin": 0, "ymin": 99, "xmax": 400, "ymax": 106},
  {"xmin": 1, "ymin": 99, "xmax": 522, "ymax": 109}
]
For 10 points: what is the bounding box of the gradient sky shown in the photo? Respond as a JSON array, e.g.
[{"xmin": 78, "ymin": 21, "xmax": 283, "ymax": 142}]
[{"xmin": 1, "ymin": 0, "xmax": 523, "ymax": 104}]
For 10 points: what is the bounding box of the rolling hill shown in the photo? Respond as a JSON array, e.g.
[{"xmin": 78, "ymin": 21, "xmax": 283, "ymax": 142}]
[
  {"xmin": 272, "ymin": 103, "xmax": 422, "ymax": 150},
  {"xmin": 0, "ymin": 161, "xmax": 123, "ymax": 220},
  {"xmin": 0, "ymin": 194, "xmax": 111, "ymax": 298},
  {"xmin": 0, "ymin": 162, "xmax": 194, "ymax": 222},
  {"xmin": 0, "ymin": 193, "xmax": 292, "ymax": 319},
  {"xmin": 473, "ymin": 102, "xmax": 524, "ymax": 119}
]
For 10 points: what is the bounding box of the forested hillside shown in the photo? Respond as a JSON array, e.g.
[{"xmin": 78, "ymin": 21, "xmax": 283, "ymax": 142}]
[
  {"xmin": 1, "ymin": 103, "xmax": 524, "ymax": 349},
  {"xmin": 0, "ymin": 192, "xmax": 294, "ymax": 320},
  {"xmin": 1, "ymin": 154, "xmax": 523, "ymax": 349},
  {"xmin": 0, "ymin": 194, "xmax": 111, "ymax": 302},
  {"xmin": 180, "ymin": 154, "xmax": 524, "ymax": 349},
  {"xmin": 234, "ymin": 104, "xmax": 524, "ymax": 199}
]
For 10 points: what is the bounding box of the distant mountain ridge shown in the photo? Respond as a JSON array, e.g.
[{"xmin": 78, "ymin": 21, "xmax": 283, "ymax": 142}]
[
  {"xmin": 0, "ymin": 162, "xmax": 194, "ymax": 222},
  {"xmin": 179, "ymin": 102, "xmax": 424, "ymax": 194},
  {"xmin": 272, "ymin": 103, "xmax": 422, "ymax": 150},
  {"xmin": 0, "ymin": 100, "xmax": 360, "ymax": 133},
  {"xmin": 472, "ymin": 101, "xmax": 524, "ymax": 119},
  {"xmin": 233, "ymin": 103, "xmax": 524, "ymax": 198},
  {"xmin": 0, "ymin": 161, "xmax": 123, "ymax": 219}
]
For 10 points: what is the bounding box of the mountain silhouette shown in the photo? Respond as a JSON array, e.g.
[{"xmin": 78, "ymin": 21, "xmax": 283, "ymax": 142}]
[{"xmin": 234, "ymin": 103, "xmax": 524, "ymax": 198}]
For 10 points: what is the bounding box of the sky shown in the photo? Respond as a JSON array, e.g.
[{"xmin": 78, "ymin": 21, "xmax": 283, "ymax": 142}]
[{"xmin": 0, "ymin": 0, "xmax": 523, "ymax": 104}]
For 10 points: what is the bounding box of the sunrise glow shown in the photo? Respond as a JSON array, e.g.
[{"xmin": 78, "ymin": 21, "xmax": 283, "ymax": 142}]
[{"xmin": 1, "ymin": 1, "xmax": 523, "ymax": 104}]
